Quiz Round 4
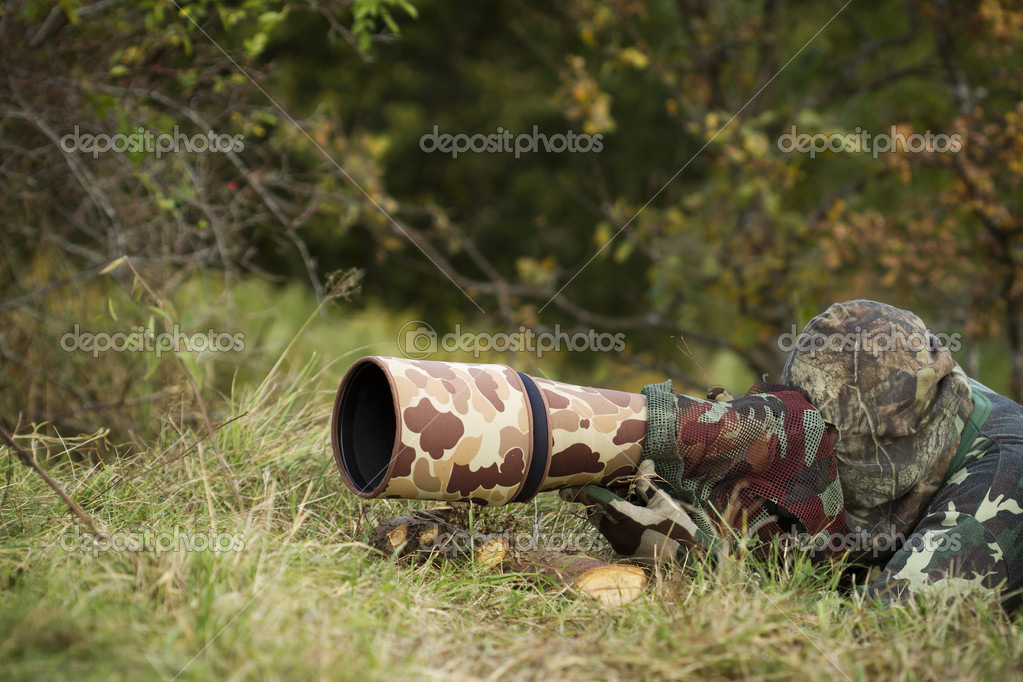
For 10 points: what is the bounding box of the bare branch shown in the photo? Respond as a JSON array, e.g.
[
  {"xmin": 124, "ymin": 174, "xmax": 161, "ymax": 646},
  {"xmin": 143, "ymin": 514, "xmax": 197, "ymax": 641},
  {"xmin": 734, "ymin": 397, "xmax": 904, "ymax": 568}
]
[{"xmin": 0, "ymin": 423, "xmax": 99, "ymax": 534}]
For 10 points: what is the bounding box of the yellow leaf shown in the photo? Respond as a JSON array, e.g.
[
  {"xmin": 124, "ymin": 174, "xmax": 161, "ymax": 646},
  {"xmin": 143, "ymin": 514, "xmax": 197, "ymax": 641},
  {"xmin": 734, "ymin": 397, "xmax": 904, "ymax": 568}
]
[
  {"xmin": 618, "ymin": 47, "xmax": 649, "ymax": 70},
  {"xmin": 100, "ymin": 256, "xmax": 127, "ymax": 275}
]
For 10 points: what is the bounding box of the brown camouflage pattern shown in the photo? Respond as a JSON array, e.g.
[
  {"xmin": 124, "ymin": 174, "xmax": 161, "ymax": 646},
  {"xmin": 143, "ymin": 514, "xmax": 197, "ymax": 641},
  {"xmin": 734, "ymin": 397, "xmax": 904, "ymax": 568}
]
[
  {"xmin": 532, "ymin": 377, "xmax": 646, "ymax": 491},
  {"xmin": 780, "ymin": 300, "xmax": 974, "ymax": 546},
  {"xmin": 333, "ymin": 356, "xmax": 647, "ymax": 505},
  {"xmin": 560, "ymin": 459, "xmax": 706, "ymax": 565}
]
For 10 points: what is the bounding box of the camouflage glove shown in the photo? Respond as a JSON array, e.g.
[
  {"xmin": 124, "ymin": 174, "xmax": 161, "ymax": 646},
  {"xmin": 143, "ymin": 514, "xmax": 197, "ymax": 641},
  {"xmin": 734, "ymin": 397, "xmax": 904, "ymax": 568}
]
[{"xmin": 561, "ymin": 460, "xmax": 713, "ymax": 565}]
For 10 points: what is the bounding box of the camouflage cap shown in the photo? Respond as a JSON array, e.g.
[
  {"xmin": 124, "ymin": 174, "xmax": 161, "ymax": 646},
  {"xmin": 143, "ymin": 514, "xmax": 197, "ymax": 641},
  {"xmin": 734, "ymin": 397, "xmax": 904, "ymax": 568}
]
[{"xmin": 780, "ymin": 300, "xmax": 974, "ymax": 544}]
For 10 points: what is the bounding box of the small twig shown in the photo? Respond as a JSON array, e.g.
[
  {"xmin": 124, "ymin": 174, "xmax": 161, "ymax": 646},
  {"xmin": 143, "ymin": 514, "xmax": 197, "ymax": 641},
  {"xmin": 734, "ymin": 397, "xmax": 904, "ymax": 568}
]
[
  {"xmin": 675, "ymin": 333, "xmax": 711, "ymax": 394},
  {"xmin": 0, "ymin": 423, "xmax": 99, "ymax": 534},
  {"xmin": 28, "ymin": 0, "xmax": 129, "ymax": 47},
  {"xmin": 97, "ymin": 85, "xmax": 325, "ymax": 307}
]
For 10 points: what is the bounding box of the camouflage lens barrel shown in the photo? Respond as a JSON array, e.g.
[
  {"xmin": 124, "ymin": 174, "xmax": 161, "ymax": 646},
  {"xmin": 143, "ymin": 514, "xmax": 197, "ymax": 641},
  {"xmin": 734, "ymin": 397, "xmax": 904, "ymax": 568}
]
[{"xmin": 331, "ymin": 356, "xmax": 647, "ymax": 505}]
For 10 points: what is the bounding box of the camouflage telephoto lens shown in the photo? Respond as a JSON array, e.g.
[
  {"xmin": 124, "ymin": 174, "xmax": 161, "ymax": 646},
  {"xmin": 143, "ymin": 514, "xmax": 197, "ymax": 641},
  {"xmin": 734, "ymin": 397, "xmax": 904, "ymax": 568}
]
[{"xmin": 331, "ymin": 356, "xmax": 647, "ymax": 505}]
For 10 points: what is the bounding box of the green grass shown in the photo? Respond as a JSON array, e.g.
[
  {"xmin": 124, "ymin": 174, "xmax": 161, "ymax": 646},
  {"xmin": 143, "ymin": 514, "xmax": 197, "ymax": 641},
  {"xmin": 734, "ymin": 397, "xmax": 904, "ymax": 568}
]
[
  {"xmin": 3, "ymin": 280, "xmax": 1023, "ymax": 680},
  {"xmin": 4, "ymin": 366, "xmax": 1023, "ymax": 682}
]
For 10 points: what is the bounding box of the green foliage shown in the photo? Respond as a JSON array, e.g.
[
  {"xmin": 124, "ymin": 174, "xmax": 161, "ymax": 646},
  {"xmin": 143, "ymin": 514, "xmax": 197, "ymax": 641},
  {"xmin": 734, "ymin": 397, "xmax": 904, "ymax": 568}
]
[
  {"xmin": 7, "ymin": 0, "xmax": 1023, "ymax": 410},
  {"xmin": 254, "ymin": 0, "xmax": 1023, "ymax": 396},
  {"xmin": 350, "ymin": 0, "xmax": 418, "ymax": 54}
]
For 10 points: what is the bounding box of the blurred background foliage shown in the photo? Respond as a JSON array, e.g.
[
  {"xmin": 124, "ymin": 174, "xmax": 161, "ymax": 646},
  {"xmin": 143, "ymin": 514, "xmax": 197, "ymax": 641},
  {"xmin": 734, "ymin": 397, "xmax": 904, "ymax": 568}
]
[{"xmin": 1, "ymin": 0, "xmax": 1022, "ymax": 454}]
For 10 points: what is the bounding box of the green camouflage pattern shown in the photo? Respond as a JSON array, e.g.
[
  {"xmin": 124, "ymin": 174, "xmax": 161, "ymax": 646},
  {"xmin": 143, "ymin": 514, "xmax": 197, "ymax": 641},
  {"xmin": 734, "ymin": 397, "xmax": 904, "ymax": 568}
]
[
  {"xmin": 780, "ymin": 300, "xmax": 974, "ymax": 548},
  {"xmin": 864, "ymin": 380, "xmax": 1023, "ymax": 610}
]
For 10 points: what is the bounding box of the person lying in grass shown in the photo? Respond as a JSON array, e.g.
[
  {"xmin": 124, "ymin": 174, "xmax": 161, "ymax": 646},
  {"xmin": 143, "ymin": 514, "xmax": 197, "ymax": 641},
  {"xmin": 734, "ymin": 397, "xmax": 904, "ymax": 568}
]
[{"xmin": 564, "ymin": 300, "xmax": 1023, "ymax": 610}]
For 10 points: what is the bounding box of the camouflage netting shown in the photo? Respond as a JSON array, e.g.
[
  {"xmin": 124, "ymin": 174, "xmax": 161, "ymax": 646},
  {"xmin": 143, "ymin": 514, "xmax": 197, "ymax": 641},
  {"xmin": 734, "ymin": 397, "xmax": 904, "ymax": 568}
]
[{"xmin": 641, "ymin": 379, "xmax": 846, "ymax": 556}]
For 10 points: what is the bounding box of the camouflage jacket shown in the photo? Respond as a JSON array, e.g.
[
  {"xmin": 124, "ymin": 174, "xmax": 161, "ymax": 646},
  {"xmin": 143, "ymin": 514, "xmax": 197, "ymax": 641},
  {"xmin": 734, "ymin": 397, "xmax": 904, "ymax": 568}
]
[{"xmin": 865, "ymin": 380, "xmax": 1023, "ymax": 610}]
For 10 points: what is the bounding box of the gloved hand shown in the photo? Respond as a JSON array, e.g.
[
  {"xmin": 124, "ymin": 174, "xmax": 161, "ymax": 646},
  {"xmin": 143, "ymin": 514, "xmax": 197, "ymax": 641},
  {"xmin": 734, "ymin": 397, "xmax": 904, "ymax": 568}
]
[{"xmin": 560, "ymin": 459, "xmax": 712, "ymax": 565}]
